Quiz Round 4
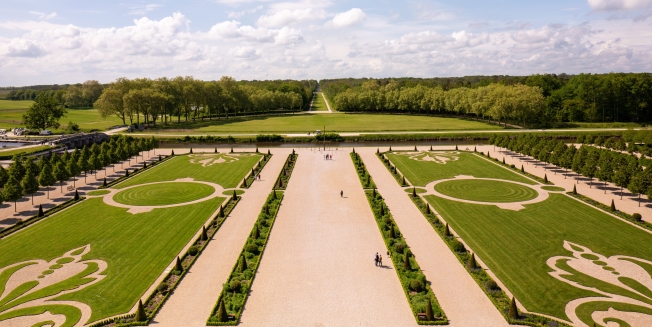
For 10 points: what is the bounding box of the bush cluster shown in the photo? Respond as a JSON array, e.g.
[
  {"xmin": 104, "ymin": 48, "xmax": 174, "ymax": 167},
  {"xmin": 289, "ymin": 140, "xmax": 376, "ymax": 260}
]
[
  {"xmin": 273, "ymin": 153, "xmax": 298, "ymax": 190},
  {"xmin": 350, "ymin": 151, "xmax": 376, "ymax": 189}
]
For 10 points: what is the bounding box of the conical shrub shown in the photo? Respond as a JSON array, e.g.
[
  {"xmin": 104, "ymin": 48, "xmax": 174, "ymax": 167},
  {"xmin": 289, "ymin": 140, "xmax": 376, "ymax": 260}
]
[
  {"xmin": 372, "ymin": 188, "xmax": 376, "ymax": 197},
  {"xmin": 253, "ymin": 224, "xmax": 260, "ymax": 239},
  {"xmin": 414, "ymin": 145, "xmax": 417, "ymax": 151},
  {"xmin": 377, "ymin": 148, "xmax": 380, "ymax": 154},
  {"xmin": 352, "ymin": 147, "xmax": 356, "ymax": 154},
  {"xmin": 135, "ymin": 299, "xmax": 147, "ymax": 322},
  {"xmin": 402, "ymin": 176, "xmax": 406, "ymax": 186},
  {"xmin": 508, "ymin": 297, "xmax": 519, "ymax": 319},
  {"xmin": 240, "ymin": 254, "xmax": 248, "ymax": 273},
  {"xmin": 444, "ymin": 223, "xmax": 451, "ymax": 237},
  {"xmin": 573, "ymin": 185, "xmax": 577, "ymax": 195},
  {"xmin": 403, "ymin": 252, "xmax": 411, "ymax": 270},
  {"xmin": 38, "ymin": 204, "xmax": 44, "ymax": 217},
  {"xmin": 233, "ymin": 190, "xmax": 237, "ymax": 199},
  {"xmin": 230, "ymin": 147, "xmax": 234, "ymax": 153},
  {"xmin": 389, "ymin": 225, "xmax": 396, "ymax": 238},
  {"xmin": 171, "ymin": 149, "xmax": 175, "ymax": 156},
  {"xmin": 103, "ymin": 177, "xmax": 107, "ymax": 186},
  {"xmin": 201, "ymin": 226, "xmax": 208, "ymax": 241},
  {"xmin": 412, "ymin": 187, "xmax": 417, "ymax": 197},
  {"xmin": 273, "ymin": 190, "xmax": 277, "ymax": 199},
  {"xmin": 218, "ymin": 204, "xmax": 224, "ymax": 218},
  {"xmin": 468, "ymin": 253, "xmax": 478, "ymax": 270},
  {"xmin": 455, "ymin": 145, "xmax": 458, "ymax": 150},
  {"xmin": 217, "ymin": 298, "xmax": 228, "ymax": 322},
  {"xmin": 265, "ymin": 204, "xmax": 270, "ymax": 215},
  {"xmin": 426, "ymin": 204, "xmax": 431, "ymax": 214},
  {"xmin": 143, "ymin": 161, "xmax": 147, "ymax": 168},
  {"xmin": 277, "ymin": 178, "xmax": 283, "ymax": 188},
  {"xmin": 488, "ymin": 152, "xmax": 491, "ymax": 158},
  {"xmin": 255, "ymin": 147, "xmax": 259, "ymax": 153},
  {"xmin": 268, "ymin": 149, "xmax": 271, "ymax": 155},
  {"xmin": 292, "ymin": 149, "xmax": 295, "ymax": 155},
  {"xmin": 242, "ymin": 178, "xmax": 247, "ymax": 187},
  {"xmin": 474, "ymin": 146, "xmax": 477, "ymax": 152},
  {"xmin": 174, "ymin": 256, "xmax": 183, "ymax": 273},
  {"xmin": 503, "ymin": 157, "xmax": 505, "ymax": 164},
  {"xmin": 125, "ymin": 170, "xmax": 129, "ymax": 177},
  {"xmin": 214, "ymin": 147, "xmax": 217, "ymax": 153},
  {"xmin": 189, "ymin": 147, "xmax": 193, "ymax": 154},
  {"xmin": 521, "ymin": 165, "xmax": 524, "ymax": 173},
  {"xmin": 389, "ymin": 146, "xmax": 392, "ymax": 151},
  {"xmin": 379, "ymin": 204, "xmax": 385, "ymax": 216},
  {"xmin": 430, "ymin": 145, "xmax": 433, "ymax": 151},
  {"xmin": 74, "ymin": 190, "xmax": 80, "ymax": 201},
  {"xmin": 425, "ymin": 298, "xmax": 434, "ymax": 321},
  {"xmin": 544, "ymin": 174, "xmax": 548, "ymax": 183},
  {"xmin": 611, "ymin": 199, "xmax": 616, "ymax": 211}
]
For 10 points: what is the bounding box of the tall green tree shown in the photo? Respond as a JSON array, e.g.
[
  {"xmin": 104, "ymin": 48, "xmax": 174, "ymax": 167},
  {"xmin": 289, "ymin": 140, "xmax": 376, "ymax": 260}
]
[
  {"xmin": 22, "ymin": 93, "xmax": 67, "ymax": 130},
  {"xmin": 3, "ymin": 175, "xmax": 23, "ymax": 211},
  {"xmin": 21, "ymin": 169, "xmax": 39, "ymax": 204},
  {"xmin": 0, "ymin": 165, "xmax": 8, "ymax": 188},
  {"xmin": 66, "ymin": 156, "xmax": 81, "ymax": 188},
  {"xmin": 53, "ymin": 161, "xmax": 68, "ymax": 193},
  {"xmin": 38, "ymin": 162, "xmax": 56, "ymax": 199}
]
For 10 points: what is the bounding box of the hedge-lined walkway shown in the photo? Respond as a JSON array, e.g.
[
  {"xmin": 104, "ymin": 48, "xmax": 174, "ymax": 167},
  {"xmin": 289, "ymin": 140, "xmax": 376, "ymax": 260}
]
[
  {"xmin": 238, "ymin": 148, "xmax": 414, "ymax": 326},
  {"xmin": 152, "ymin": 148, "xmax": 289, "ymax": 327},
  {"xmin": 360, "ymin": 148, "xmax": 510, "ymax": 327}
]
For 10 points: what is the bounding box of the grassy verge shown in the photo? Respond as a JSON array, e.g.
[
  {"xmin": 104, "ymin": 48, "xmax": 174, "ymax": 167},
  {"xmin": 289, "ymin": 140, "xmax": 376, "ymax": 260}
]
[
  {"xmin": 88, "ymin": 196, "xmax": 241, "ymax": 327},
  {"xmin": 351, "ymin": 150, "xmax": 376, "ymax": 189},
  {"xmin": 207, "ymin": 191, "xmax": 284, "ymax": 325},
  {"xmin": 474, "ymin": 151, "xmax": 552, "ymax": 185},
  {"xmin": 365, "ymin": 191, "xmax": 447, "ymax": 324},
  {"xmin": 566, "ymin": 191, "xmax": 652, "ymax": 232},
  {"xmin": 0, "ymin": 197, "xmax": 85, "ymax": 239},
  {"xmin": 0, "ymin": 145, "xmax": 58, "ymax": 160},
  {"xmin": 240, "ymin": 151, "xmax": 272, "ymax": 189},
  {"xmin": 273, "ymin": 151, "xmax": 297, "ymax": 190},
  {"xmin": 409, "ymin": 195, "xmax": 570, "ymax": 327},
  {"xmin": 98, "ymin": 154, "xmax": 173, "ymax": 189},
  {"xmin": 377, "ymin": 152, "xmax": 410, "ymax": 186}
]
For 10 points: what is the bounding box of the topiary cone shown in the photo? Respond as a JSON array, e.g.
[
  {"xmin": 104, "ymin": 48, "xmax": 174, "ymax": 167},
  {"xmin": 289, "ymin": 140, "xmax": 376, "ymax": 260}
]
[
  {"xmin": 430, "ymin": 145, "xmax": 433, "ymax": 151},
  {"xmin": 573, "ymin": 184, "xmax": 577, "ymax": 195},
  {"xmin": 508, "ymin": 297, "xmax": 519, "ymax": 319},
  {"xmin": 488, "ymin": 152, "xmax": 491, "ymax": 158},
  {"xmin": 444, "ymin": 223, "xmax": 451, "ymax": 237},
  {"xmin": 544, "ymin": 174, "xmax": 548, "ymax": 183},
  {"xmin": 414, "ymin": 145, "xmax": 417, "ymax": 151},
  {"xmin": 189, "ymin": 147, "xmax": 193, "ymax": 154},
  {"xmin": 175, "ymin": 256, "xmax": 183, "ymax": 273},
  {"xmin": 171, "ymin": 149, "xmax": 175, "ymax": 156},
  {"xmin": 412, "ymin": 187, "xmax": 417, "ymax": 197},
  {"xmin": 143, "ymin": 161, "xmax": 146, "ymax": 168},
  {"xmin": 521, "ymin": 165, "xmax": 524, "ymax": 173},
  {"xmin": 38, "ymin": 204, "xmax": 44, "ymax": 217},
  {"xmin": 425, "ymin": 298, "xmax": 434, "ymax": 321},
  {"xmin": 217, "ymin": 298, "xmax": 228, "ymax": 322},
  {"xmin": 377, "ymin": 148, "xmax": 380, "ymax": 154},
  {"xmin": 267, "ymin": 149, "xmax": 271, "ymax": 155},
  {"xmin": 135, "ymin": 299, "xmax": 147, "ymax": 322},
  {"xmin": 455, "ymin": 145, "xmax": 458, "ymax": 150},
  {"xmin": 403, "ymin": 252, "xmax": 410, "ymax": 270},
  {"xmin": 103, "ymin": 177, "xmax": 107, "ymax": 186},
  {"xmin": 372, "ymin": 188, "xmax": 376, "ymax": 197},
  {"xmin": 389, "ymin": 225, "xmax": 396, "ymax": 238},
  {"xmin": 74, "ymin": 190, "xmax": 79, "ymax": 201},
  {"xmin": 230, "ymin": 147, "xmax": 234, "ymax": 153},
  {"xmin": 389, "ymin": 146, "xmax": 392, "ymax": 151},
  {"xmin": 255, "ymin": 147, "xmax": 259, "ymax": 153},
  {"xmin": 611, "ymin": 199, "xmax": 616, "ymax": 211},
  {"xmin": 125, "ymin": 170, "xmax": 129, "ymax": 177},
  {"xmin": 240, "ymin": 254, "xmax": 248, "ymax": 273},
  {"xmin": 253, "ymin": 224, "xmax": 260, "ymax": 239},
  {"xmin": 402, "ymin": 176, "xmax": 406, "ymax": 186},
  {"xmin": 426, "ymin": 204, "xmax": 431, "ymax": 214},
  {"xmin": 265, "ymin": 205, "xmax": 270, "ymax": 215},
  {"xmin": 352, "ymin": 147, "xmax": 356, "ymax": 154},
  {"xmin": 214, "ymin": 147, "xmax": 217, "ymax": 153},
  {"xmin": 474, "ymin": 146, "xmax": 477, "ymax": 152},
  {"xmin": 273, "ymin": 190, "xmax": 277, "ymax": 199},
  {"xmin": 201, "ymin": 226, "xmax": 208, "ymax": 241},
  {"xmin": 242, "ymin": 178, "xmax": 247, "ymax": 188},
  {"xmin": 379, "ymin": 204, "xmax": 385, "ymax": 216},
  {"xmin": 468, "ymin": 253, "xmax": 478, "ymax": 270},
  {"xmin": 503, "ymin": 157, "xmax": 505, "ymax": 164},
  {"xmin": 218, "ymin": 204, "xmax": 224, "ymax": 218}
]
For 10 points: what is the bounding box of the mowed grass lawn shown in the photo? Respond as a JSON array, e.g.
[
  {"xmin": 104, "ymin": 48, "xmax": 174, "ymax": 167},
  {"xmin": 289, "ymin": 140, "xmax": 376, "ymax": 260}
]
[
  {"xmin": 387, "ymin": 151, "xmax": 652, "ymax": 322},
  {"xmin": 0, "ymin": 197, "xmax": 224, "ymax": 322},
  {"xmin": 146, "ymin": 114, "xmax": 499, "ymax": 134},
  {"xmin": 433, "ymin": 179, "xmax": 538, "ymax": 202},
  {"xmin": 386, "ymin": 152, "xmax": 535, "ymax": 186},
  {"xmin": 310, "ymin": 93, "xmax": 329, "ymax": 111},
  {"xmin": 114, "ymin": 182, "xmax": 215, "ymax": 206},
  {"xmin": 0, "ymin": 100, "xmax": 123, "ymax": 132},
  {"xmin": 116, "ymin": 154, "xmax": 261, "ymax": 189}
]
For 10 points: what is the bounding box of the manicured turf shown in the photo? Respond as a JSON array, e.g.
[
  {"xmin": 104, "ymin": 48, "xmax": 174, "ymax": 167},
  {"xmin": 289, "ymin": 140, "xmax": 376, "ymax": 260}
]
[
  {"xmin": 542, "ymin": 186, "xmax": 565, "ymax": 192},
  {"xmin": 113, "ymin": 182, "xmax": 215, "ymax": 206},
  {"xmin": 310, "ymin": 93, "xmax": 329, "ymax": 111},
  {"xmin": 0, "ymin": 102, "xmax": 123, "ymax": 132},
  {"xmin": 0, "ymin": 145, "xmax": 53, "ymax": 157},
  {"xmin": 433, "ymin": 179, "xmax": 538, "ymax": 203},
  {"xmin": 0, "ymin": 197, "xmax": 224, "ymax": 322},
  {"xmin": 116, "ymin": 154, "xmax": 261, "ymax": 189},
  {"xmin": 141, "ymin": 114, "xmax": 499, "ymax": 134},
  {"xmin": 386, "ymin": 151, "xmax": 535, "ymax": 186},
  {"xmin": 87, "ymin": 190, "xmax": 111, "ymax": 196},
  {"xmin": 222, "ymin": 190, "xmax": 245, "ymax": 196},
  {"xmin": 388, "ymin": 150, "xmax": 652, "ymax": 324}
]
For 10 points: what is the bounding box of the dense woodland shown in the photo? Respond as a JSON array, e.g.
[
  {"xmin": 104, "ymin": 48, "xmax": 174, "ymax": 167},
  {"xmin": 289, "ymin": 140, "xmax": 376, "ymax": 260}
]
[{"xmin": 321, "ymin": 73, "xmax": 652, "ymax": 127}]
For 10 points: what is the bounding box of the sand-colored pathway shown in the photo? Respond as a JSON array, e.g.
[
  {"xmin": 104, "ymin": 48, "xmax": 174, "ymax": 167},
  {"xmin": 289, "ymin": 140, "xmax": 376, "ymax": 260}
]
[
  {"xmin": 239, "ymin": 149, "xmax": 415, "ymax": 327},
  {"xmin": 152, "ymin": 149, "xmax": 289, "ymax": 327},
  {"xmin": 359, "ymin": 148, "xmax": 510, "ymax": 327}
]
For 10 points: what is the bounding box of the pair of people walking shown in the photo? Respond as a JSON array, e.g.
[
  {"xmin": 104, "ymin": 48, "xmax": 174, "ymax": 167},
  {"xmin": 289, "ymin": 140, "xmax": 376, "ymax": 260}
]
[
  {"xmin": 324, "ymin": 154, "xmax": 333, "ymax": 160},
  {"xmin": 374, "ymin": 252, "xmax": 383, "ymax": 267}
]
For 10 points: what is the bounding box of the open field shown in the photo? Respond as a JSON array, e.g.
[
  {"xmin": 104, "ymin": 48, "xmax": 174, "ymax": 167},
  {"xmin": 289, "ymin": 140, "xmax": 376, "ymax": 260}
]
[
  {"xmin": 116, "ymin": 153, "xmax": 262, "ymax": 189},
  {"xmin": 0, "ymin": 153, "xmax": 260, "ymax": 326},
  {"xmin": 0, "ymin": 100, "xmax": 34, "ymax": 110},
  {"xmin": 310, "ymin": 93, "xmax": 329, "ymax": 111},
  {"xmin": 143, "ymin": 114, "xmax": 501, "ymax": 134},
  {"xmin": 0, "ymin": 145, "xmax": 53, "ymax": 157},
  {"xmin": 0, "ymin": 101, "xmax": 123, "ymax": 132},
  {"xmin": 388, "ymin": 150, "xmax": 652, "ymax": 326}
]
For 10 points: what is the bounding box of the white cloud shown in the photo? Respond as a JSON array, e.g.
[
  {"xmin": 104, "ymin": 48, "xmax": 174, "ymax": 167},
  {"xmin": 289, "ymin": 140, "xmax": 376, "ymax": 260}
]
[
  {"xmin": 228, "ymin": 6, "xmax": 263, "ymax": 19},
  {"xmin": 0, "ymin": 38, "xmax": 46, "ymax": 57},
  {"xmin": 129, "ymin": 4, "xmax": 163, "ymax": 16},
  {"xmin": 209, "ymin": 20, "xmax": 277, "ymax": 42},
  {"xmin": 256, "ymin": 8, "xmax": 327, "ymax": 28},
  {"xmin": 588, "ymin": 0, "xmax": 652, "ymax": 10},
  {"xmin": 29, "ymin": 11, "xmax": 57, "ymax": 20},
  {"xmin": 228, "ymin": 46, "xmax": 260, "ymax": 59},
  {"xmin": 326, "ymin": 8, "xmax": 366, "ymax": 28}
]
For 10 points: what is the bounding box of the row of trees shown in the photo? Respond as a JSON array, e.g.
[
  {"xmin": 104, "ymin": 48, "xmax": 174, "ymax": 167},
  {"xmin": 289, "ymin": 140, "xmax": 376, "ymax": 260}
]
[
  {"xmin": 331, "ymin": 82, "xmax": 545, "ymax": 126},
  {"xmin": 4, "ymin": 80, "xmax": 104, "ymax": 109},
  {"xmin": 94, "ymin": 77, "xmax": 316, "ymax": 126},
  {"xmin": 489, "ymin": 134, "xmax": 652, "ymax": 204},
  {"xmin": 0, "ymin": 135, "xmax": 157, "ymax": 211}
]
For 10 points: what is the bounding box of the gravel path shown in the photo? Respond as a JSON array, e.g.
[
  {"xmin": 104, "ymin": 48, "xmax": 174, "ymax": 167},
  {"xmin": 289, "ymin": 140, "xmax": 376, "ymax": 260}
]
[
  {"xmin": 152, "ymin": 149, "xmax": 289, "ymax": 327},
  {"xmin": 359, "ymin": 148, "xmax": 510, "ymax": 327},
  {"xmin": 239, "ymin": 148, "xmax": 416, "ymax": 327}
]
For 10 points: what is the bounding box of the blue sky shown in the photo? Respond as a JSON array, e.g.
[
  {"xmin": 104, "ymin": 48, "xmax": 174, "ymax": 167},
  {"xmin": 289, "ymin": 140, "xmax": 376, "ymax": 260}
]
[{"xmin": 0, "ymin": 0, "xmax": 650, "ymax": 86}]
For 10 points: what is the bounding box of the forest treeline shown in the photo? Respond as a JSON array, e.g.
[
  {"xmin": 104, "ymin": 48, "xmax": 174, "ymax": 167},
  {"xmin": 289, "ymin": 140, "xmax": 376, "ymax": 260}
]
[{"xmin": 321, "ymin": 73, "xmax": 652, "ymax": 127}]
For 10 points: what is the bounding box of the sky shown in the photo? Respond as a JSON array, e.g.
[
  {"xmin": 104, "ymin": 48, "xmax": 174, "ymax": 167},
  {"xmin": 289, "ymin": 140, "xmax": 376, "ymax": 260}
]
[{"xmin": 0, "ymin": 0, "xmax": 651, "ymax": 86}]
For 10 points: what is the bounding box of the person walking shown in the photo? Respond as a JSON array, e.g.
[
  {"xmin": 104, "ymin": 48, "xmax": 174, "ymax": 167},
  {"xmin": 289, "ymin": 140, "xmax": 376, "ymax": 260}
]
[
  {"xmin": 379, "ymin": 254, "xmax": 383, "ymax": 267},
  {"xmin": 340, "ymin": 190, "xmax": 343, "ymax": 197},
  {"xmin": 375, "ymin": 252, "xmax": 379, "ymax": 266}
]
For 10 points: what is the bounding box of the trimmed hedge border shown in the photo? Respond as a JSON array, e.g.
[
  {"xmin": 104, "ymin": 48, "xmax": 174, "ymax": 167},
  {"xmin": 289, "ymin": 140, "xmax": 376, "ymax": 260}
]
[
  {"xmin": 88, "ymin": 195, "xmax": 241, "ymax": 327},
  {"xmin": 351, "ymin": 150, "xmax": 376, "ymax": 189},
  {"xmin": 240, "ymin": 152, "xmax": 272, "ymax": 189},
  {"xmin": 377, "ymin": 152, "xmax": 410, "ymax": 187},
  {"xmin": 567, "ymin": 192, "xmax": 652, "ymax": 232},
  {"xmin": 408, "ymin": 195, "xmax": 571, "ymax": 327},
  {"xmin": 98, "ymin": 154, "xmax": 174, "ymax": 189},
  {"xmin": 473, "ymin": 152, "xmax": 553, "ymax": 185},
  {"xmin": 207, "ymin": 191, "xmax": 284, "ymax": 325},
  {"xmin": 0, "ymin": 197, "xmax": 85, "ymax": 240},
  {"xmin": 273, "ymin": 151, "xmax": 297, "ymax": 190},
  {"xmin": 364, "ymin": 190, "xmax": 447, "ymax": 324}
]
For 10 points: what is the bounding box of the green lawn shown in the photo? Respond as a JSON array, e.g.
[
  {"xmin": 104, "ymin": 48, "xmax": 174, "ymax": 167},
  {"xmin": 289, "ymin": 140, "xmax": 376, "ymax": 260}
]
[
  {"xmin": 0, "ymin": 145, "xmax": 53, "ymax": 157},
  {"xmin": 143, "ymin": 114, "xmax": 499, "ymax": 134},
  {"xmin": 386, "ymin": 151, "xmax": 535, "ymax": 186},
  {"xmin": 0, "ymin": 197, "xmax": 224, "ymax": 323},
  {"xmin": 0, "ymin": 100, "xmax": 123, "ymax": 132},
  {"xmin": 310, "ymin": 93, "xmax": 329, "ymax": 111},
  {"xmin": 387, "ymin": 150, "xmax": 652, "ymax": 325},
  {"xmin": 433, "ymin": 179, "xmax": 538, "ymax": 202},
  {"xmin": 116, "ymin": 154, "xmax": 261, "ymax": 189},
  {"xmin": 113, "ymin": 182, "xmax": 215, "ymax": 206}
]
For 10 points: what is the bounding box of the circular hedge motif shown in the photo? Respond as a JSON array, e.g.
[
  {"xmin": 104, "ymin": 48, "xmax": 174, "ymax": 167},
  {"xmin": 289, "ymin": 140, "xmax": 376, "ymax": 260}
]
[
  {"xmin": 114, "ymin": 182, "xmax": 215, "ymax": 206},
  {"xmin": 434, "ymin": 179, "xmax": 538, "ymax": 203}
]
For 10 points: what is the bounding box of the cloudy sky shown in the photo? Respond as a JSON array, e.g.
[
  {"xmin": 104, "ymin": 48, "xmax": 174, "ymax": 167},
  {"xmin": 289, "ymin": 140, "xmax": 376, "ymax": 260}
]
[{"xmin": 0, "ymin": 0, "xmax": 651, "ymax": 86}]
